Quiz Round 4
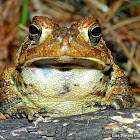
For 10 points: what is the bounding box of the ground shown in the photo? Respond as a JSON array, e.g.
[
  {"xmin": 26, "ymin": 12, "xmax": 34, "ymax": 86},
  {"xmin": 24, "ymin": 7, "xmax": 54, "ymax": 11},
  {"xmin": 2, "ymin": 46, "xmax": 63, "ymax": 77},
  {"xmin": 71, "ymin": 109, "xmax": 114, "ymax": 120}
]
[{"xmin": 0, "ymin": 108, "xmax": 139, "ymax": 140}]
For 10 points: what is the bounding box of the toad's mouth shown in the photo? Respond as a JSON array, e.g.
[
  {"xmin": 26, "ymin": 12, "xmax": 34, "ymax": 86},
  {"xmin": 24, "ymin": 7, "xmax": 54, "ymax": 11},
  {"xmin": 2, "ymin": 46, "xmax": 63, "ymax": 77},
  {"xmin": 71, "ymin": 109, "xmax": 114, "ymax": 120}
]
[{"xmin": 23, "ymin": 56, "xmax": 111, "ymax": 71}]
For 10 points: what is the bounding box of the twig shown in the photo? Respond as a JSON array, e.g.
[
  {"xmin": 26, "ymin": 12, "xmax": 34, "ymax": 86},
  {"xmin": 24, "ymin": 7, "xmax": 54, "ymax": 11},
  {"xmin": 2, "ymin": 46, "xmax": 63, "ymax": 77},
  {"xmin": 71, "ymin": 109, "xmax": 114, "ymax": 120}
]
[
  {"xmin": 103, "ymin": 16, "xmax": 140, "ymax": 36},
  {"xmin": 113, "ymin": 16, "xmax": 140, "ymax": 30},
  {"xmin": 103, "ymin": 0, "xmax": 123, "ymax": 22},
  {"xmin": 46, "ymin": 0, "xmax": 75, "ymax": 12}
]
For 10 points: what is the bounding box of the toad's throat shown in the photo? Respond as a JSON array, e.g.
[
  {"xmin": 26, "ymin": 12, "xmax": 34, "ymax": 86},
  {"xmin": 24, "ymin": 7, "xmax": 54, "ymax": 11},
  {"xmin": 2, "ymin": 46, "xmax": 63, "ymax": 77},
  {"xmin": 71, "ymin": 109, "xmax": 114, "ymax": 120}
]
[{"xmin": 23, "ymin": 57, "xmax": 111, "ymax": 71}]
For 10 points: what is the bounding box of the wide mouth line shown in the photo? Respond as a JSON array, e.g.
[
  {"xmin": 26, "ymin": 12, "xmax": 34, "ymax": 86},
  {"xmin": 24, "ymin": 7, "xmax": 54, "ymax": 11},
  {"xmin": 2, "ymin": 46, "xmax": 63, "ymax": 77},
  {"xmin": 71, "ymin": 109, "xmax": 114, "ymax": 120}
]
[
  {"xmin": 22, "ymin": 57, "xmax": 110, "ymax": 71},
  {"xmin": 29, "ymin": 63, "xmax": 94, "ymax": 71}
]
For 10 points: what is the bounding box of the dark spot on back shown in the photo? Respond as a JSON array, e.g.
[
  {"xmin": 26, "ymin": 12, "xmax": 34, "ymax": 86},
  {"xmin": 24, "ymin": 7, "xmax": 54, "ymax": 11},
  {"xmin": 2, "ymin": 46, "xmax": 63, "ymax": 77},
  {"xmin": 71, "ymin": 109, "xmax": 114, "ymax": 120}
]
[
  {"xmin": 18, "ymin": 81, "xmax": 22, "ymax": 86},
  {"xmin": 15, "ymin": 67, "xmax": 22, "ymax": 73},
  {"xmin": 103, "ymin": 67, "xmax": 113, "ymax": 76},
  {"xmin": 54, "ymin": 23, "xmax": 59, "ymax": 29},
  {"xmin": 13, "ymin": 77, "xmax": 16, "ymax": 82},
  {"xmin": 100, "ymin": 78, "xmax": 103, "ymax": 83},
  {"xmin": 103, "ymin": 92, "xmax": 106, "ymax": 96},
  {"xmin": 0, "ymin": 77, "xmax": 4, "ymax": 88},
  {"xmin": 24, "ymin": 83, "xmax": 27, "ymax": 88}
]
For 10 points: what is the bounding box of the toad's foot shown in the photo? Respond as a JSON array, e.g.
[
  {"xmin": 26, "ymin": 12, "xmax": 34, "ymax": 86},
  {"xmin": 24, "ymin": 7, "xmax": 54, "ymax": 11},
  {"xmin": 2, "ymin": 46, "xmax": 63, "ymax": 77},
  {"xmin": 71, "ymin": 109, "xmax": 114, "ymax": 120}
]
[{"xmin": 4, "ymin": 108, "xmax": 34, "ymax": 121}]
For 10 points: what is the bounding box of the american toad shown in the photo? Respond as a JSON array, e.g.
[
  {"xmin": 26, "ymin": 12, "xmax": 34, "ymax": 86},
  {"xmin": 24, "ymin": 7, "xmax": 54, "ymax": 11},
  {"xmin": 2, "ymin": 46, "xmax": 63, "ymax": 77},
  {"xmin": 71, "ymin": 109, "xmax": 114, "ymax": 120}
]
[{"xmin": 0, "ymin": 17, "xmax": 134, "ymax": 120}]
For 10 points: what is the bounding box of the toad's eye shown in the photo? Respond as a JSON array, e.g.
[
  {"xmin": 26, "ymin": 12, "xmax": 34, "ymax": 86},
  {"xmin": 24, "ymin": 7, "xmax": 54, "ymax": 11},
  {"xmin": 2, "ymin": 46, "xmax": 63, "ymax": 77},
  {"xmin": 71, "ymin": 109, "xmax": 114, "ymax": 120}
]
[
  {"xmin": 29, "ymin": 21, "xmax": 42, "ymax": 41},
  {"xmin": 88, "ymin": 23, "xmax": 101, "ymax": 45}
]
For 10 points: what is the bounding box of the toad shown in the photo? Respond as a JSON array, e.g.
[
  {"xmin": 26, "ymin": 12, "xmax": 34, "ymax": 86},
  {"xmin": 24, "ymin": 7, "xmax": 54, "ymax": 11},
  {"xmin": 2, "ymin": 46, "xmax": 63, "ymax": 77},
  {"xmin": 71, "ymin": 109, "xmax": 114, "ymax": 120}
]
[{"xmin": 0, "ymin": 16, "xmax": 134, "ymax": 120}]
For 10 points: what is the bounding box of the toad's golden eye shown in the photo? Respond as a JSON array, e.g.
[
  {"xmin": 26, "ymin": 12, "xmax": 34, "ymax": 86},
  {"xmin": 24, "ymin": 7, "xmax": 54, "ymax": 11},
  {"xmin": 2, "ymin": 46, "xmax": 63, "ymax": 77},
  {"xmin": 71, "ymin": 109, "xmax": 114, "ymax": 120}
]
[
  {"xmin": 88, "ymin": 23, "xmax": 101, "ymax": 45},
  {"xmin": 29, "ymin": 21, "xmax": 42, "ymax": 41}
]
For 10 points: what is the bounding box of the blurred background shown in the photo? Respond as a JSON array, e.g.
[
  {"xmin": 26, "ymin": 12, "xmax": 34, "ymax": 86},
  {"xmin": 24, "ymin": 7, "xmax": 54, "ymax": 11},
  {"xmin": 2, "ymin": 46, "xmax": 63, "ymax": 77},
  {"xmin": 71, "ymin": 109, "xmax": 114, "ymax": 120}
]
[{"xmin": 0, "ymin": 0, "xmax": 140, "ymax": 108}]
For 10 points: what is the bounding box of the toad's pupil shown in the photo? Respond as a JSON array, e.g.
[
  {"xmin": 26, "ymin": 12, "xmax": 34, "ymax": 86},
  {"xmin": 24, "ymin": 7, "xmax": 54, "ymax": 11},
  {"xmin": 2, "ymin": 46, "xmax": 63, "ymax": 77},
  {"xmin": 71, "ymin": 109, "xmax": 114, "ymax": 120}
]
[
  {"xmin": 29, "ymin": 25, "xmax": 39, "ymax": 34},
  {"xmin": 90, "ymin": 27, "xmax": 101, "ymax": 36}
]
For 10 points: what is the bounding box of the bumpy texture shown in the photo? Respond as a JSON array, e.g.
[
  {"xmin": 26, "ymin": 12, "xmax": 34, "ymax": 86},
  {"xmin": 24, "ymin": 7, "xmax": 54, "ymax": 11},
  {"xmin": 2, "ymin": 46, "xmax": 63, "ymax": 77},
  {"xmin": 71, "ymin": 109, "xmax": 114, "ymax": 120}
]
[{"xmin": 0, "ymin": 16, "xmax": 134, "ymax": 120}]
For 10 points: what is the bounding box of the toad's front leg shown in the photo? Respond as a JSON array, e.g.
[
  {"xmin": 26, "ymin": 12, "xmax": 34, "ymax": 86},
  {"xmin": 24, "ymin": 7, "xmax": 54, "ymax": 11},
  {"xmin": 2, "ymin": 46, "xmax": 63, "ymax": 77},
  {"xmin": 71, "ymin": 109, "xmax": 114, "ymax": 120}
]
[
  {"xmin": 105, "ymin": 64, "xmax": 135, "ymax": 109},
  {"xmin": 0, "ymin": 67, "xmax": 34, "ymax": 121}
]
